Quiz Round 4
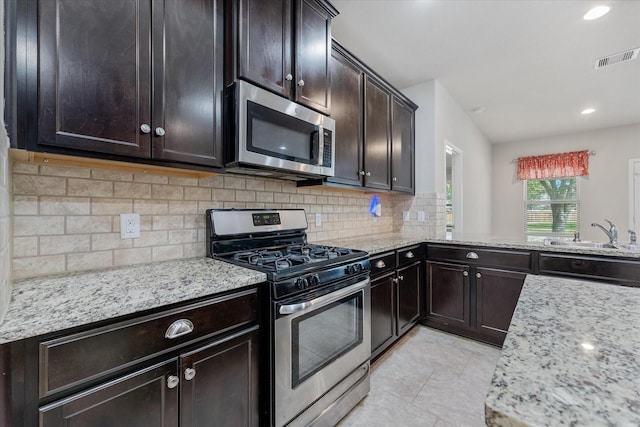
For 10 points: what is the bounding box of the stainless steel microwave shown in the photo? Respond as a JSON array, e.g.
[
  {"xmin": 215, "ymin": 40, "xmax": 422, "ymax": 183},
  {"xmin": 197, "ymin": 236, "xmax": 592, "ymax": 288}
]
[{"xmin": 225, "ymin": 80, "xmax": 335, "ymax": 178}]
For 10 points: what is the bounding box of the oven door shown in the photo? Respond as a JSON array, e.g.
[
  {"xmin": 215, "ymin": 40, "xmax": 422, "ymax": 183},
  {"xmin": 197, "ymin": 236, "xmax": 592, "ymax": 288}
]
[{"xmin": 274, "ymin": 277, "xmax": 371, "ymax": 427}]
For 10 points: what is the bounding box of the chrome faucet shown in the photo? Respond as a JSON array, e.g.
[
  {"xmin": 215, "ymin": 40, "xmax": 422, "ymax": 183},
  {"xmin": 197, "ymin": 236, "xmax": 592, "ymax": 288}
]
[
  {"xmin": 591, "ymin": 219, "xmax": 618, "ymax": 244},
  {"xmin": 629, "ymin": 229, "xmax": 637, "ymax": 244}
]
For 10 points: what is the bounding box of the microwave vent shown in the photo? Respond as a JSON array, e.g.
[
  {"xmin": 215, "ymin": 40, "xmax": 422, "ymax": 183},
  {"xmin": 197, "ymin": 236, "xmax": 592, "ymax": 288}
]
[{"xmin": 594, "ymin": 48, "xmax": 639, "ymax": 69}]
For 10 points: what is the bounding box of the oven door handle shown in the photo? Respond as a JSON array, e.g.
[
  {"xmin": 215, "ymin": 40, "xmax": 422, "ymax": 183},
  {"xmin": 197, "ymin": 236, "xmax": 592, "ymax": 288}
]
[{"xmin": 278, "ymin": 278, "xmax": 370, "ymax": 316}]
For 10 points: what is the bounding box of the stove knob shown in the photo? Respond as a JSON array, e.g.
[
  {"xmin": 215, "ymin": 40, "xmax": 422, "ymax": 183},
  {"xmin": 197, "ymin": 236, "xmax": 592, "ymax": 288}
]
[
  {"xmin": 309, "ymin": 274, "xmax": 320, "ymax": 287},
  {"xmin": 346, "ymin": 265, "xmax": 355, "ymax": 274},
  {"xmin": 296, "ymin": 277, "xmax": 308, "ymax": 290}
]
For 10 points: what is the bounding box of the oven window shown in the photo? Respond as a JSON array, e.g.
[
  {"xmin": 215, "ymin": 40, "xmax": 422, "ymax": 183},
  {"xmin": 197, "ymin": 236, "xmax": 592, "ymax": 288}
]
[
  {"xmin": 247, "ymin": 101, "xmax": 317, "ymax": 163},
  {"xmin": 291, "ymin": 292, "xmax": 363, "ymax": 388}
]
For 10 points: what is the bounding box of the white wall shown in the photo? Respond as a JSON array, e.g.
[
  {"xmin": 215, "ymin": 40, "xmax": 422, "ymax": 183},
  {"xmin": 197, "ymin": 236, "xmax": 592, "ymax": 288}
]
[
  {"xmin": 403, "ymin": 80, "xmax": 493, "ymax": 234},
  {"xmin": 492, "ymin": 123, "xmax": 640, "ymax": 241}
]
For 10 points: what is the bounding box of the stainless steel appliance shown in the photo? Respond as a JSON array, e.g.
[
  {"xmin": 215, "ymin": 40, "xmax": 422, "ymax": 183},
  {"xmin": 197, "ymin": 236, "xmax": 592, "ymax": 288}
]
[
  {"xmin": 207, "ymin": 209, "xmax": 370, "ymax": 427},
  {"xmin": 225, "ymin": 80, "xmax": 335, "ymax": 179}
]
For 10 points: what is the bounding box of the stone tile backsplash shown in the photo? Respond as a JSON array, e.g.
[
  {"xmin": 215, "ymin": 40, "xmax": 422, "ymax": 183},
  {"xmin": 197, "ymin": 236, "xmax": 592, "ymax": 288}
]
[{"xmin": 10, "ymin": 161, "xmax": 447, "ymax": 280}]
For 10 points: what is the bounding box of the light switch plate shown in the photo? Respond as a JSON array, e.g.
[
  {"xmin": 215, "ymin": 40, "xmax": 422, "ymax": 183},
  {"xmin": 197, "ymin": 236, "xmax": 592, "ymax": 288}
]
[
  {"xmin": 120, "ymin": 213, "xmax": 140, "ymax": 239},
  {"xmin": 403, "ymin": 211, "xmax": 410, "ymax": 221},
  {"xmin": 417, "ymin": 211, "xmax": 426, "ymax": 222}
]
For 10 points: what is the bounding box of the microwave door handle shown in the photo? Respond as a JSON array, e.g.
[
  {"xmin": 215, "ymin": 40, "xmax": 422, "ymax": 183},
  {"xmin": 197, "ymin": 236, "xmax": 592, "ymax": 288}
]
[{"xmin": 310, "ymin": 130, "xmax": 320, "ymax": 165}]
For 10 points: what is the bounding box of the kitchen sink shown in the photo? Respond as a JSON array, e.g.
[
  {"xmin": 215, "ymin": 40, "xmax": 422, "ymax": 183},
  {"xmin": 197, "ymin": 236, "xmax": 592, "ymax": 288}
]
[{"xmin": 543, "ymin": 239, "xmax": 619, "ymax": 249}]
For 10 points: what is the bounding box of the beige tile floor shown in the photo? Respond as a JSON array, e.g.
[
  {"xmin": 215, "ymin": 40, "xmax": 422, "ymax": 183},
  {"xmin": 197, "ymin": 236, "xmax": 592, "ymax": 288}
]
[{"xmin": 338, "ymin": 326, "xmax": 502, "ymax": 427}]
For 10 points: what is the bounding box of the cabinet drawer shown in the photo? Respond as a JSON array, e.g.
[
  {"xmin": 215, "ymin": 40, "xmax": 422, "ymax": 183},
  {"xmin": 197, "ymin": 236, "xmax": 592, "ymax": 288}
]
[
  {"xmin": 39, "ymin": 288, "xmax": 258, "ymax": 398},
  {"xmin": 397, "ymin": 245, "xmax": 422, "ymax": 267},
  {"xmin": 539, "ymin": 253, "xmax": 640, "ymax": 286},
  {"xmin": 370, "ymin": 252, "xmax": 396, "ymax": 277},
  {"xmin": 427, "ymin": 244, "xmax": 533, "ymax": 272}
]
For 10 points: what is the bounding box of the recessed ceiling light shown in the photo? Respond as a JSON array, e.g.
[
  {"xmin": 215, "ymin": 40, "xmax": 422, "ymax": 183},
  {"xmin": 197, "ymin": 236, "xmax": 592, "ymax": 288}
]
[
  {"xmin": 581, "ymin": 108, "xmax": 596, "ymax": 115},
  {"xmin": 471, "ymin": 107, "xmax": 485, "ymax": 114},
  {"xmin": 583, "ymin": 5, "xmax": 610, "ymax": 20}
]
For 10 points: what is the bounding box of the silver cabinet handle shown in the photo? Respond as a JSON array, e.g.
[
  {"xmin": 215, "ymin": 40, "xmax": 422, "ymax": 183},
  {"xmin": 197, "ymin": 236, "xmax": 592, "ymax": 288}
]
[
  {"xmin": 155, "ymin": 127, "xmax": 166, "ymax": 137},
  {"xmin": 359, "ymin": 171, "xmax": 366, "ymax": 176},
  {"xmin": 393, "ymin": 177, "xmax": 397, "ymax": 182},
  {"xmin": 366, "ymin": 171, "xmax": 371, "ymax": 176},
  {"xmin": 297, "ymin": 79, "xmax": 305, "ymax": 87},
  {"xmin": 167, "ymin": 375, "xmax": 179, "ymax": 389},
  {"xmin": 184, "ymin": 368, "xmax": 196, "ymax": 381},
  {"xmin": 285, "ymin": 73, "xmax": 293, "ymax": 81},
  {"xmin": 398, "ymin": 275, "xmax": 404, "ymax": 281},
  {"xmin": 392, "ymin": 277, "xmax": 399, "ymax": 284},
  {"xmin": 405, "ymin": 251, "xmax": 415, "ymax": 259},
  {"xmin": 140, "ymin": 124, "xmax": 151, "ymax": 134},
  {"xmin": 165, "ymin": 319, "xmax": 194, "ymax": 339},
  {"xmin": 466, "ymin": 252, "xmax": 479, "ymax": 259},
  {"xmin": 476, "ymin": 273, "xmax": 482, "ymax": 278},
  {"xmin": 463, "ymin": 271, "xmax": 469, "ymax": 277},
  {"xmin": 375, "ymin": 260, "xmax": 386, "ymax": 268}
]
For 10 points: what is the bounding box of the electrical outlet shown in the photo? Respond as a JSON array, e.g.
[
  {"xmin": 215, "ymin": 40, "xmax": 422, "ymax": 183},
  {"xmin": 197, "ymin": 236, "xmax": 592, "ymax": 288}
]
[
  {"xmin": 120, "ymin": 213, "xmax": 140, "ymax": 239},
  {"xmin": 403, "ymin": 211, "xmax": 410, "ymax": 221},
  {"xmin": 417, "ymin": 211, "xmax": 426, "ymax": 222},
  {"xmin": 315, "ymin": 213, "xmax": 322, "ymax": 227}
]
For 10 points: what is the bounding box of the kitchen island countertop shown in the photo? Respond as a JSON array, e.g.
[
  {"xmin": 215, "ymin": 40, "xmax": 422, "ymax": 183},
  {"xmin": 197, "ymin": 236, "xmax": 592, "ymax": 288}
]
[
  {"xmin": 0, "ymin": 257, "xmax": 266, "ymax": 344},
  {"xmin": 485, "ymin": 274, "xmax": 640, "ymax": 426}
]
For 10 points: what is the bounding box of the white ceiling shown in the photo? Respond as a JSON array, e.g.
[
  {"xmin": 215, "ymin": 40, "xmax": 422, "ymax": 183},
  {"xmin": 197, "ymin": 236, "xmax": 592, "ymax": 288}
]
[{"xmin": 330, "ymin": 0, "xmax": 640, "ymax": 144}]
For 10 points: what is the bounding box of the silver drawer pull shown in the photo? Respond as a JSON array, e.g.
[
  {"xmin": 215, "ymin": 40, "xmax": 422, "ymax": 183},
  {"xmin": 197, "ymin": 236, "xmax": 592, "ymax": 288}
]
[
  {"xmin": 476, "ymin": 273, "xmax": 482, "ymax": 278},
  {"xmin": 165, "ymin": 319, "xmax": 194, "ymax": 339},
  {"xmin": 463, "ymin": 271, "xmax": 469, "ymax": 277},
  {"xmin": 184, "ymin": 368, "xmax": 196, "ymax": 381},
  {"xmin": 405, "ymin": 251, "xmax": 415, "ymax": 259},
  {"xmin": 167, "ymin": 375, "xmax": 179, "ymax": 389},
  {"xmin": 465, "ymin": 252, "xmax": 479, "ymax": 259},
  {"xmin": 375, "ymin": 260, "xmax": 386, "ymax": 268}
]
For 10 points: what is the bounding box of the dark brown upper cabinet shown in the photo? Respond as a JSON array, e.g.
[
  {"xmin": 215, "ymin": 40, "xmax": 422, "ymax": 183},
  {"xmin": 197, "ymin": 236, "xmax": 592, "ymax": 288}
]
[
  {"xmin": 391, "ymin": 97, "xmax": 416, "ymax": 193},
  {"xmin": 314, "ymin": 42, "xmax": 417, "ymax": 193},
  {"xmin": 21, "ymin": 0, "xmax": 224, "ymax": 167},
  {"xmin": 229, "ymin": 0, "xmax": 338, "ymax": 114}
]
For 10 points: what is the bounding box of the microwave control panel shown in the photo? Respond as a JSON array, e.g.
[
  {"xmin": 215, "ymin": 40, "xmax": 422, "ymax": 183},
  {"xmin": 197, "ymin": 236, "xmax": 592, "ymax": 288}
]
[{"xmin": 322, "ymin": 130, "xmax": 332, "ymax": 167}]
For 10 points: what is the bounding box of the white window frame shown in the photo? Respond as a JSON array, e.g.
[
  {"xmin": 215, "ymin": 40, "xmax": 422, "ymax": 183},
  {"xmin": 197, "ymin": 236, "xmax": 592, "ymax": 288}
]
[{"xmin": 523, "ymin": 178, "xmax": 580, "ymax": 237}]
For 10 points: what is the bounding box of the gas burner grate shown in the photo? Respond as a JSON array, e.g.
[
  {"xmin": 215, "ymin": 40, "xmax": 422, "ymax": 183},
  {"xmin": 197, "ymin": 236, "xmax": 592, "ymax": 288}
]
[{"xmin": 287, "ymin": 244, "xmax": 352, "ymax": 259}]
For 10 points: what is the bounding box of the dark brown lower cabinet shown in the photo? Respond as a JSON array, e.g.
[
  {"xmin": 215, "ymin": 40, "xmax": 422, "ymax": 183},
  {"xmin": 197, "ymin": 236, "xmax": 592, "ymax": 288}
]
[
  {"xmin": 370, "ymin": 246, "xmax": 424, "ymax": 359},
  {"xmin": 396, "ymin": 261, "xmax": 421, "ymax": 336},
  {"xmin": 39, "ymin": 360, "xmax": 179, "ymax": 426},
  {"xmin": 370, "ymin": 272, "xmax": 396, "ymax": 357},
  {"xmin": 180, "ymin": 330, "xmax": 259, "ymax": 427},
  {"xmin": 425, "ymin": 260, "xmax": 526, "ymax": 345},
  {"xmin": 39, "ymin": 327, "xmax": 259, "ymax": 427},
  {"xmin": 476, "ymin": 268, "xmax": 526, "ymax": 340},
  {"xmin": 426, "ymin": 261, "xmax": 471, "ymax": 329}
]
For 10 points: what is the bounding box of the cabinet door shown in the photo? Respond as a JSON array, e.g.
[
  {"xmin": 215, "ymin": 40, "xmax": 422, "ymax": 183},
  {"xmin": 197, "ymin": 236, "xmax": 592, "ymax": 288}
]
[
  {"xmin": 38, "ymin": 0, "xmax": 151, "ymax": 158},
  {"xmin": 39, "ymin": 360, "xmax": 178, "ymax": 426},
  {"xmin": 426, "ymin": 261, "xmax": 471, "ymax": 329},
  {"xmin": 391, "ymin": 97, "xmax": 415, "ymax": 194},
  {"xmin": 370, "ymin": 273, "xmax": 396, "ymax": 358},
  {"xmin": 237, "ymin": 0, "xmax": 292, "ymax": 98},
  {"xmin": 180, "ymin": 329, "xmax": 259, "ymax": 427},
  {"xmin": 328, "ymin": 46, "xmax": 363, "ymax": 187},
  {"xmin": 294, "ymin": 0, "xmax": 332, "ymax": 114},
  {"xmin": 476, "ymin": 268, "xmax": 525, "ymax": 342},
  {"xmin": 397, "ymin": 262, "xmax": 421, "ymax": 336},
  {"xmin": 363, "ymin": 76, "xmax": 391, "ymax": 190},
  {"xmin": 152, "ymin": 0, "xmax": 224, "ymax": 166}
]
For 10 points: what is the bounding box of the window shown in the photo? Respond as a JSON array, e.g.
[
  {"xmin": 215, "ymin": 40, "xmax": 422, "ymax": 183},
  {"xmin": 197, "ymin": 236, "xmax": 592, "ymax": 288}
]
[{"xmin": 524, "ymin": 178, "xmax": 579, "ymax": 236}]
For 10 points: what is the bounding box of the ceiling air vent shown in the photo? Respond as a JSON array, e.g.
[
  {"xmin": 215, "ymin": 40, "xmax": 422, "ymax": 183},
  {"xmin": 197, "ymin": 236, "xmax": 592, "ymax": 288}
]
[{"xmin": 594, "ymin": 48, "xmax": 640, "ymax": 69}]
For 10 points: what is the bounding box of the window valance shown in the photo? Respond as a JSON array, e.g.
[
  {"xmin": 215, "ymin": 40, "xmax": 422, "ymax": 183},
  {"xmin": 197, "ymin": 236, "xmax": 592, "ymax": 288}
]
[{"xmin": 516, "ymin": 150, "xmax": 590, "ymax": 181}]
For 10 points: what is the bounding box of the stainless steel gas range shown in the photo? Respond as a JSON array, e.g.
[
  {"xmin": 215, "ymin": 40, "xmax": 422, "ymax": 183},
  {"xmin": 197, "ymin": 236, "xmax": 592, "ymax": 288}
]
[{"xmin": 206, "ymin": 209, "xmax": 371, "ymax": 427}]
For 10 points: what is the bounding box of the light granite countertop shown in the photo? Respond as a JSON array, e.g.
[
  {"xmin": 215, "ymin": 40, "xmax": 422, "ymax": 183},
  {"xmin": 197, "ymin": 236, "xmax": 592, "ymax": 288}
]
[
  {"xmin": 317, "ymin": 232, "xmax": 640, "ymax": 258},
  {"xmin": 0, "ymin": 257, "xmax": 266, "ymax": 344},
  {"xmin": 485, "ymin": 275, "xmax": 640, "ymax": 426}
]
